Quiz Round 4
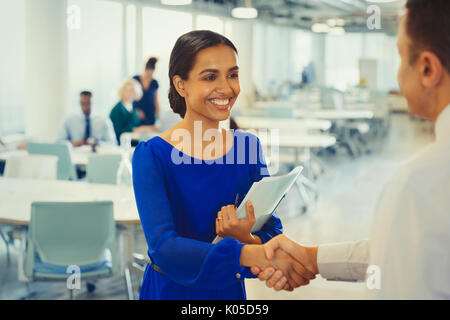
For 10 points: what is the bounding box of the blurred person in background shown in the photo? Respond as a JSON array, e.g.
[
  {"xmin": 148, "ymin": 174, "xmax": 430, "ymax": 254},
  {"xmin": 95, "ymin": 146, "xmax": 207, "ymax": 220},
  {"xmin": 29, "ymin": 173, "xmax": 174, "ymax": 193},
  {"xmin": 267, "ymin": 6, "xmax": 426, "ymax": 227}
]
[
  {"xmin": 56, "ymin": 91, "xmax": 116, "ymax": 146},
  {"xmin": 109, "ymin": 79, "xmax": 156, "ymax": 145},
  {"xmin": 133, "ymin": 57, "xmax": 161, "ymax": 126}
]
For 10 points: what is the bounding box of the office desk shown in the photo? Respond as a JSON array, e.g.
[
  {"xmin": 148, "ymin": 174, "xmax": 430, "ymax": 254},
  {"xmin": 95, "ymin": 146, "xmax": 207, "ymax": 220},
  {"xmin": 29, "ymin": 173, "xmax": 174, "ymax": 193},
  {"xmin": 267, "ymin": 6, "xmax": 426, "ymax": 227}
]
[
  {"xmin": 294, "ymin": 109, "xmax": 374, "ymax": 120},
  {"xmin": 258, "ymin": 133, "xmax": 336, "ymax": 152},
  {"xmin": 0, "ymin": 177, "xmax": 140, "ymax": 286},
  {"xmin": 257, "ymin": 133, "xmax": 336, "ymax": 214},
  {"xmin": 234, "ymin": 116, "xmax": 332, "ymax": 132},
  {"xmin": 0, "ymin": 145, "xmax": 128, "ymax": 168}
]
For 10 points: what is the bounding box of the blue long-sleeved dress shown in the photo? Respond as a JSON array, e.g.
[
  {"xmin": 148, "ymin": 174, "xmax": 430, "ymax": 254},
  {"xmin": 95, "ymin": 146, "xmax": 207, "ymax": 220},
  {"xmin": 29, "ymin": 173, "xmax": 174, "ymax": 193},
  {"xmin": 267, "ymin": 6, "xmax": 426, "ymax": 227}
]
[{"xmin": 132, "ymin": 129, "xmax": 283, "ymax": 300}]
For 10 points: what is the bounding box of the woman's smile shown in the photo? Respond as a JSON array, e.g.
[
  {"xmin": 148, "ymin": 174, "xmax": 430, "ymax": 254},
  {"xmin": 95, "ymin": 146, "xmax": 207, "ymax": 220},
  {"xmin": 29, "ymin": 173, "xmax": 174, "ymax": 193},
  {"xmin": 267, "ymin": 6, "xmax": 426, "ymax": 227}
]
[{"xmin": 208, "ymin": 97, "xmax": 232, "ymax": 110}]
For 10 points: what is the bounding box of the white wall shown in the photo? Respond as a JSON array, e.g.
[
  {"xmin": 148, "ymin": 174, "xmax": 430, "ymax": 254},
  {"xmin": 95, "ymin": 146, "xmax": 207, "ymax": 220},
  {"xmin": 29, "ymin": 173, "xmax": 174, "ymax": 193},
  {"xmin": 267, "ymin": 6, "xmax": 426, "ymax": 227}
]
[
  {"xmin": 25, "ymin": 0, "xmax": 69, "ymax": 141},
  {"xmin": 325, "ymin": 32, "xmax": 399, "ymax": 92},
  {"xmin": 142, "ymin": 7, "xmax": 193, "ymax": 113},
  {"xmin": 223, "ymin": 19, "xmax": 254, "ymax": 108},
  {"xmin": 0, "ymin": 0, "xmax": 26, "ymax": 135},
  {"xmin": 252, "ymin": 23, "xmax": 316, "ymax": 96},
  {"xmin": 68, "ymin": 0, "xmax": 123, "ymax": 116}
]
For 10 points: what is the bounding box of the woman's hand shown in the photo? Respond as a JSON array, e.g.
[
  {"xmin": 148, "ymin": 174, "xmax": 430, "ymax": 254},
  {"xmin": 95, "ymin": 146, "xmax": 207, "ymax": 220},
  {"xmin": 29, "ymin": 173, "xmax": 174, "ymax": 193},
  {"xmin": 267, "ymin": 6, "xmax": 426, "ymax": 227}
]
[
  {"xmin": 137, "ymin": 109, "xmax": 146, "ymax": 121},
  {"xmin": 239, "ymin": 244, "xmax": 309, "ymax": 291},
  {"xmin": 250, "ymin": 234, "xmax": 318, "ymax": 291},
  {"xmin": 216, "ymin": 200, "xmax": 261, "ymax": 244}
]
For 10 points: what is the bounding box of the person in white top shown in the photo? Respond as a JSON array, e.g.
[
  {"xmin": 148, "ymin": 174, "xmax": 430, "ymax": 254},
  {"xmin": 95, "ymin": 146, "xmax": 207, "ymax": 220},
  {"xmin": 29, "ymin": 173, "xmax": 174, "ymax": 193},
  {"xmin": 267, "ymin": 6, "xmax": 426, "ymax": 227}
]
[
  {"xmin": 250, "ymin": 0, "xmax": 450, "ymax": 299},
  {"xmin": 56, "ymin": 91, "xmax": 117, "ymax": 146}
]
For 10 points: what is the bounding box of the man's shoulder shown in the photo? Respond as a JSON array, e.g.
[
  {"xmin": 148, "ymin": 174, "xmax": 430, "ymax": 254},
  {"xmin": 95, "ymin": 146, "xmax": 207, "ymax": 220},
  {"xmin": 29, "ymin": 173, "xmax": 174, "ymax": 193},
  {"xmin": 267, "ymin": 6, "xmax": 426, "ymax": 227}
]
[
  {"xmin": 386, "ymin": 142, "xmax": 450, "ymax": 199},
  {"xmin": 91, "ymin": 114, "xmax": 111, "ymax": 124},
  {"xmin": 64, "ymin": 113, "xmax": 83, "ymax": 124}
]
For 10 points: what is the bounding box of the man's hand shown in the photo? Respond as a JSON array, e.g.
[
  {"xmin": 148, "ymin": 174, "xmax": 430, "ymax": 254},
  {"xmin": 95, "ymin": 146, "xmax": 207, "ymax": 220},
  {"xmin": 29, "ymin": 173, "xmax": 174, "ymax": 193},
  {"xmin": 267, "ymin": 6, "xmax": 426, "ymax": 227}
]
[
  {"xmin": 266, "ymin": 246, "xmax": 316, "ymax": 290},
  {"xmin": 251, "ymin": 234, "xmax": 319, "ymax": 291},
  {"xmin": 71, "ymin": 139, "xmax": 88, "ymax": 147},
  {"xmin": 239, "ymin": 242, "xmax": 315, "ymax": 291}
]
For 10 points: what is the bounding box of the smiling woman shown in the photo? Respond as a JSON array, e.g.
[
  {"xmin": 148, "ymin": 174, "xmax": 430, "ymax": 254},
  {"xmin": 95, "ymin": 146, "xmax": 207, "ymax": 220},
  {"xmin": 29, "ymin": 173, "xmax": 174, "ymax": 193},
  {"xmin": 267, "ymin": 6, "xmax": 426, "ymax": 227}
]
[
  {"xmin": 168, "ymin": 30, "xmax": 240, "ymax": 120},
  {"xmin": 131, "ymin": 30, "xmax": 293, "ymax": 300}
]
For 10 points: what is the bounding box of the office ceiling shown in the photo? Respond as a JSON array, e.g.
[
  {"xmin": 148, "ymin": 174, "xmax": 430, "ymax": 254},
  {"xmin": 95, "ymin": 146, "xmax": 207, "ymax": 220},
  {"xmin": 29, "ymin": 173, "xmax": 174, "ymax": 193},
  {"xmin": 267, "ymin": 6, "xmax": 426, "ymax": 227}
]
[{"xmin": 194, "ymin": 0, "xmax": 406, "ymax": 34}]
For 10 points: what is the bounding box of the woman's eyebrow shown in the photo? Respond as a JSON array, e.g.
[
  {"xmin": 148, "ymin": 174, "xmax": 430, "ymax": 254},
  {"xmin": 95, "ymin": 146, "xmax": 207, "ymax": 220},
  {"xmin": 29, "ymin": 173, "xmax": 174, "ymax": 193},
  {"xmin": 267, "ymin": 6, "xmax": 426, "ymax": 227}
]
[{"xmin": 198, "ymin": 66, "xmax": 239, "ymax": 75}]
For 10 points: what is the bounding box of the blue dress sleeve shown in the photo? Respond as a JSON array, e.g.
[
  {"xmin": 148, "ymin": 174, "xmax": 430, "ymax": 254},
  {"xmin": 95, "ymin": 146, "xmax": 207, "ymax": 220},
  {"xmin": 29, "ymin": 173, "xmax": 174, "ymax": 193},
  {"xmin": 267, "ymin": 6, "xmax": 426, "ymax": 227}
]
[
  {"xmin": 251, "ymin": 136, "xmax": 283, "ymax": 244},
  {"xmin": 132, "ymin": 141, "xmax": 251, "ymax": 288}
]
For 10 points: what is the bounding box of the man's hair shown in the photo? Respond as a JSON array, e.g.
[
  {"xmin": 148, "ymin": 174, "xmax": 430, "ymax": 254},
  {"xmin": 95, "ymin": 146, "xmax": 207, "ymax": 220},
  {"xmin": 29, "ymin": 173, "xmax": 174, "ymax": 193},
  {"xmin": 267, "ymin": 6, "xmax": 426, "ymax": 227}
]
[
  {"xmin": 80, "ymin": 91, "xmax": 92, "ymax": 97},
  {"xmin": 406, "ymin": 0, "xmax": 450, "ymax": 73}
]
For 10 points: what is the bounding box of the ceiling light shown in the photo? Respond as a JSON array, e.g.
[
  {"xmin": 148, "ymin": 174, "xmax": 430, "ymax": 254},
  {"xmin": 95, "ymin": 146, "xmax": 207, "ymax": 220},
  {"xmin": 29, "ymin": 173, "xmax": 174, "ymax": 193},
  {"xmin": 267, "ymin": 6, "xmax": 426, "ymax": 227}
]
[
  {"xmin": 232, "ymin": 7, "xmax": 258, "ymax": 19},
  {"xmin": 366, "ymin": 0, "xmax": 398, "ymax": 3},
  {"xmin": 160, "ymin": 0, "xmax": 192, "ymax": 5},
  {"xmin": 329, "ymin": 27, "xmax": 345, "ymax": 35},
  {"xmin": 336, "ymin": 19, "xmax": 346, "ymax": 26},
  {"xmin": 232, "ymin": 0, "xmax": 258, "ymax": 19},
  {"xmin": 326, "ymin": 19, "xmax": 337, "ymax": 27},
  {"xmin": 311, "ymin": 23, "xmax": 330, "ymax": 33}
]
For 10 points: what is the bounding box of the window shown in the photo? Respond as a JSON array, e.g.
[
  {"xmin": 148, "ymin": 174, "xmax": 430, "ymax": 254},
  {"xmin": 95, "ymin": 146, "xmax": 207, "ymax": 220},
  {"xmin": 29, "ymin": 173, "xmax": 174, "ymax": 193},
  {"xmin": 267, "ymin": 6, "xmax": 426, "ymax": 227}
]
[
  {"xmin": 325, "ymin": 33, "xmax": 399, "ymax": 92},
  {"xmin": 195, "ymin": 14, "xmax": 224, "ymax": 34},
  {"xmin": 0, "ymin": 0, "xmax": 25, "ymax": 135},
  {"xmin": 325, "ymin": 34, "xmax": 363, "ymax": 91},
  {"xmin": 252, "ymin": 24, "xmax": 311, "ymax": 96},
  {"xmin": 68, "ymin": 0, "xmax": 123, "ymax": 116},
  {"xmin": 142, "ymin": 7, "xmax": 193, "ymax": 111}
]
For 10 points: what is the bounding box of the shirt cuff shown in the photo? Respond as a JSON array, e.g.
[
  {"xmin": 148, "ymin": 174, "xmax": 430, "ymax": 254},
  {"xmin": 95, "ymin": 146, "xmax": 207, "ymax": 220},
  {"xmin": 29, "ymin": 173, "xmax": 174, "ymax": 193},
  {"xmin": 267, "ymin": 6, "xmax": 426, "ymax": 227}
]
[{"xmin": 317, "ymin": 242, "xmax": 368, "ymax": 281}]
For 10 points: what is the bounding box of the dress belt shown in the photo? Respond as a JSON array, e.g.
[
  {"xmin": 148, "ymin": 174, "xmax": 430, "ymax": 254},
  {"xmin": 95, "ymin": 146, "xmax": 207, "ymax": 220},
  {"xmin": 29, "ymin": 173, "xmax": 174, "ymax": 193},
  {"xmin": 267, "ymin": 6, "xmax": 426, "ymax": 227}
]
[{"xmin": 151, "ymin": 263, "xmax": 166, "ymax": 275}]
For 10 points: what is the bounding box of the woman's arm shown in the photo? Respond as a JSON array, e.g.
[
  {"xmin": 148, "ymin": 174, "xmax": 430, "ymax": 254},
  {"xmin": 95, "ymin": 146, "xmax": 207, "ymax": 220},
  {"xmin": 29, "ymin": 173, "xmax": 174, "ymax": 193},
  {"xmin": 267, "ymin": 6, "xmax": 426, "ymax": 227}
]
[
  {"xmin": 215, "ymin": 135, "xmax": 282, "ymax": 245},
  {"xmin": 154, "ymin": 89, "xmax": 161, "ymax": 120},
  {"xmin": 132, "ymin": 142, "xmax": 253, "ymax": 289}
]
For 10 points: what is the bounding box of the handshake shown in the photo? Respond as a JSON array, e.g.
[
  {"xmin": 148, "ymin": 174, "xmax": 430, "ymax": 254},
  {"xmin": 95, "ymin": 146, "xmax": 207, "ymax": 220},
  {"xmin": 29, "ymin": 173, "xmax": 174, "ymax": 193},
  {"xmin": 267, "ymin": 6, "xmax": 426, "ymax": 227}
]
[{"xmin": 240, "ymin": 234, "xmax": 319, "ymax": 291}]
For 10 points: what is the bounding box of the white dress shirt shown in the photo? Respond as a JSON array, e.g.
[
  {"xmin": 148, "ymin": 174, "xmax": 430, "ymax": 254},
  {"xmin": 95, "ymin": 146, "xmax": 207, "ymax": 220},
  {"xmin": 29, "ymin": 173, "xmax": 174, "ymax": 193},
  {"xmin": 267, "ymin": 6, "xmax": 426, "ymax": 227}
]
[
  {"xmin": 56, "ymin": 113, "xmax": 117, "ymax": 146},
  {"xmin": 317, "ymin": 104, "xmax": 450, "ymax": 299}
]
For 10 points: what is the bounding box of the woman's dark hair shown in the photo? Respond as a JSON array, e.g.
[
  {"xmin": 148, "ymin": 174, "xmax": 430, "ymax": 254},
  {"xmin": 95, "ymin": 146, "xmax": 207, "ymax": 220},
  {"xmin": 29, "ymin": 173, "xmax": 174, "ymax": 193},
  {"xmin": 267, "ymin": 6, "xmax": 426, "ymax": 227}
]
[
  {"xmin": 168, "ymin": 30, "xmax": 238, "ymax": 118},
  {"xmin": 145, "ymin": 57, "xmax": 158, "ymax": 70},
  {"xmin": 406, "ymin": 0, "xmax": 450, "ymax": 73}
]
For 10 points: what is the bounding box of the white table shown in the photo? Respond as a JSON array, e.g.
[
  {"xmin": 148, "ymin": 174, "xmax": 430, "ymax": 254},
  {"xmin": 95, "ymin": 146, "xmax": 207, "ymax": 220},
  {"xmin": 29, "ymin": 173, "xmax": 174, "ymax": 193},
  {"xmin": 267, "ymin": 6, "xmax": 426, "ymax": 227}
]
[
  {"xmin": 258, "ymin": 133, "xmax": 336, "ymax": 150},
  {"xmin": 294, "ymin": 109, "xmax": 374, "ymax": 120},
  {"xmin": 71, "ymin": 145, "xmax": 127, "ymax": 166},
  {"xmin": 0, "ymin": 178, "xmax": 139, "ymax": 225},
  {"xmin": 0, "ymin": 177, "xmax": 140, "ymax": 296},
  {"xmin": 234, "ymin": 116, "xmax": 332, "ymax": 132},
  {"xmin": 0, "ymin": 145, "xmax": 128, "ymax": 167},
  {"xmin": 257, "ymin": 133, "xmax": 336, "ymax": 214}
]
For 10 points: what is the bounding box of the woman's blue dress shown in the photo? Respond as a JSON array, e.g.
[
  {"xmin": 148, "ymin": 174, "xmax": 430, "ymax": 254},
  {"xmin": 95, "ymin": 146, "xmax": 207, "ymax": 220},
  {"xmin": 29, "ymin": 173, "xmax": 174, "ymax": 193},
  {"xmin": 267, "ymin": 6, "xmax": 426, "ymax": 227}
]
[{"xmin": 132, "ymin": 129, "xmax": 283, "ymax": 300}]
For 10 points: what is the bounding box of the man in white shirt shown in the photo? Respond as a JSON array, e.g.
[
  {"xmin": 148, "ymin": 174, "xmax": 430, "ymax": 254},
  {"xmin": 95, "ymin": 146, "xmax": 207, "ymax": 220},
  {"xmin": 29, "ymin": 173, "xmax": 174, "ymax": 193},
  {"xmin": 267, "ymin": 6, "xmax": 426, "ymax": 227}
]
[
  {"xmin": 56, "ymin": 91, "xmax": 117, "ymax": 146},
  {"xmin": 251, "ymin": 0, "xmax": 450, "ymax": 299}
]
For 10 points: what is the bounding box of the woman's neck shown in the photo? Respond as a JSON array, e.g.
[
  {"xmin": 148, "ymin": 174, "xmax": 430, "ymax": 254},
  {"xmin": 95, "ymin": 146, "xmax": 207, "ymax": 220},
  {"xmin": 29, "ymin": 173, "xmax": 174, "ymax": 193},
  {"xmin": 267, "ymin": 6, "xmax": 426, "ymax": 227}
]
[
  {"xmin": 181, "ymin": 109, "xmax": 221, "ymax": 134},
  {"xmin": 141, "ymin": 73, "xmax": 152, "ymax": 82}
]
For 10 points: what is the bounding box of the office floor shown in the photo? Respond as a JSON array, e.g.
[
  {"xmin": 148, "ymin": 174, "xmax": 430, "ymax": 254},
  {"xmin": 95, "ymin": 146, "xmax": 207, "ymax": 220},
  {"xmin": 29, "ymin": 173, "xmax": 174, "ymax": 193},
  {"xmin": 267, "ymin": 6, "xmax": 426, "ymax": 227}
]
[{"xmin": 0, "ymin": 113, "xmax": 435, "ymax": 300}]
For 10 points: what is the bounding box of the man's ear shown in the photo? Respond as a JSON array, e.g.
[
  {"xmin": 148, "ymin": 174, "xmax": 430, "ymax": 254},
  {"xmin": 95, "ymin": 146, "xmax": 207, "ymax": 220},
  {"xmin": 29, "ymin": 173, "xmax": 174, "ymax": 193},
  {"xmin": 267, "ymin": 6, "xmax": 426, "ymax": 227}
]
[
  {"xmin": 173, "ymin": 75, "xmax": 186, "ymax": 98},
  {"xmin": 418, "ymin": 51, "xmax": 443, "ymax": 88}
]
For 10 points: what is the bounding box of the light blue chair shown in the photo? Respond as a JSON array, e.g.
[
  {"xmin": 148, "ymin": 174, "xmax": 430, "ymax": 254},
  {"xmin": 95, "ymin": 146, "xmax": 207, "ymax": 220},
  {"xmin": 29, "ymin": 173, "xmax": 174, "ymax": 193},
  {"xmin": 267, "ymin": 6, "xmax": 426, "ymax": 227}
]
[
  {"xmin": 24, "ymin": 201, "xmax": 118, "ymax": 299},
  {"xmin": 265, "ymin": 105, "xmax": 294, "ymax": 118},
  {"xmin": 86, "ymin": 154, "xmax": 122, "ymax": 185},
  {"xmin": 27, "ymin": 142, "xmax": 77, "ymax": 180}
]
